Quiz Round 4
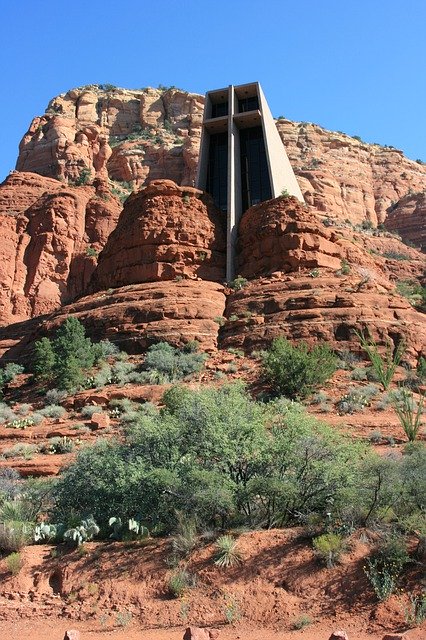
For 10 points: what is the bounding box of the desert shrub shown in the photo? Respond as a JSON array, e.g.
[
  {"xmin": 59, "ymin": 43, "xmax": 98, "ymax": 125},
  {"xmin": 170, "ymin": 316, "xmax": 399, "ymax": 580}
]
[
  {"xmin": 313, "ymin": 533, "xmax": 346, "ymax": 568},
  {"xmin": 0, "ymin": 521, "xmax": 33, "ymax": 552},
  {"xmin": 168, "ymin": 569, "xmax": 194, "ymax": 598},
  {"xmin": 172, "ymin": 513, "xmax": 198, "ymax": 557},
  {"xmin": 3, "ymin": 444, "xmax": 38, "ymax": 460},
  {"xmin": 0, "ymin": 468, "xmax": 21, "ymax": 500},
  {"xmin": 293, "ymin": 614, "xmax": 313, "ymax": 630},
  {"xmin": 0, "ymin": 363, "xmax": 24, "ymax": 399},
  {"xmin": 16, "ymin": 403, "xmax": 31, "ymax": 416},
  {"xmin": 0, "ymin": 403, "xmax": 17, "ymax": 425},
  {"xmin": 92, "ymin": 339, "xmax": 120, "ymax": 362},
  {"xmin": 52, "ymin": 384, "xmax": 415, "ymax": 536},
  {"xmin": 81, "ymin": 405, "xmax": 102, "ymax": 418},
  {"xmin": 405, "ymin": 592, "xmax": 426, "ymax": 627},
  {"xmin": 396, "ymin": 280, "xmax": 426, "ymax": 310},
  {"xmin": 143, "ymin": 342, "xmax": 207, "ymax": 382},
  {"xmin": 228, "ymin": 275, "xmax": 248, "ymax": 291},
  {"xmin": 356, "ymin": 330, "xmax": 405, "ymax": 390},
  {"xmin": 350, "ymin": 367, "xmax": 369, "ymax": 381},
  {"xmin": 214, "ymin": 535, "xmax": 243, "ymax": 568},
  {"xmin": 40, "ymin": 437, "xmax": 74, "ymax": 455},
  {"xmin": 39, "ymin": 405, "xmax": 66, "ymax": 419},
  {"xmin": 5, "ymin": 551, "xmax": 22, "ymax": 575},
  {"xmin": 337, "ymin": 385, "xmax": 379, "ymax": 414},
  {"xmin": 262, "ymin": 337, "xmax": 337, "ymax": 399},
  {"xmin": 364, "ymin": 537, "xmax": 410, "ymax": 600},
  {"xmin": 45, "ymin": 389, "xmax": 67, "ymax": 405},
  {"xmin": 74, "ymin": 167, "xmax": 91, "ymax": 186}
]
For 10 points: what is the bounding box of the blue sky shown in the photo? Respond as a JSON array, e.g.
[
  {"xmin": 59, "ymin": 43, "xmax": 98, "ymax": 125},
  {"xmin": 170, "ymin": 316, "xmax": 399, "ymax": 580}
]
[{"xmin": 1, "ymin": 0, "xmax": 425, "ymax": 181}]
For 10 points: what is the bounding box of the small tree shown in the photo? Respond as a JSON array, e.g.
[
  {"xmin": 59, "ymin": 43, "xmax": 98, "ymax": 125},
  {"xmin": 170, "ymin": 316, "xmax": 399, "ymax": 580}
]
[
  {"xmin": 33, "ymin": 337, "xmax": 56, "ymax": 381},
  {"xmin": 262, "ymin": 337, "xmax": 337, "ymax": 399}
]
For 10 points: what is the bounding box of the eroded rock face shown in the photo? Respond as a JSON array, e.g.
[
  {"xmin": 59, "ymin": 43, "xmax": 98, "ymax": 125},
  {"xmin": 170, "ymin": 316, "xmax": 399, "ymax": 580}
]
[
  {"xmin": 42, "ymin": 280, "xmax": 227, "ymax": 353},
  {"xmin": 89, "ymin": 180, "xmax": 226, "ymax": 291},
  {"xmin": 0, "ymin": 172, "xmax": 121, "ymax": 324},
  {"xmin": 221, "ymin": 272, "xmax": 426, "ymax": 360},
  {"xmin": 237, "ymin": 196, "xmax": 343, "ymax": 278},
  {"xmin": 16, "ymin": 86, "xmax": 204, "ymax": 188},
  {"xmin": 277, "ymin": 120, "xmax": 426, "ymax": 226},
  {"xmin": 384, "ymin": 191, "xmax": 426, "ymax": 252}
]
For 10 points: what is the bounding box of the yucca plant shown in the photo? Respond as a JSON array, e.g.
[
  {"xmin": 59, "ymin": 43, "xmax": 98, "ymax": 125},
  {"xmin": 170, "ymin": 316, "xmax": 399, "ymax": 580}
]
[
  {"xmin": 214, "ymin": 535, "xmax": 243, "ymax": 568},
  {"xmin": 392, "ymin": 389, "xmax": 424, "ymax": 441},
  {"xmin": 356, "ymin": 330, "xmax": 405, "ymax": 390}
]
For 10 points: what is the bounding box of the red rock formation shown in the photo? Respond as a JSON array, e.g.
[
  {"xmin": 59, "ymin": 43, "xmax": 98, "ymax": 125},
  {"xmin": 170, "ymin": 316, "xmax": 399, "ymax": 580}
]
[
  {"xmin": 221, "ymin": 271, "xmax": 425, "ymax": 360},
  {"xmin": 16, "ymin": 86, "xmax": 203, "ymax": 188},
  {"xmin": 277, "ymin": 120, "xmax": 426, "ymax": 226},
  {"xmin": 237, "ymin": 196, "xmax": 342, "ymax": 277},
  {"xmin": 0, "ymin": 172, "xmax": 121, "ymax": 324},
  {"xmin": 42, "ymin": 280, "xmax": 226, "ymax": 353},
  {"xmin": 384, "ymin": 191, "xmax": 426, "ymax": 252},
  {"xmin": 89, "ymin": 180, "xmax": 226, "ymax": 291}
]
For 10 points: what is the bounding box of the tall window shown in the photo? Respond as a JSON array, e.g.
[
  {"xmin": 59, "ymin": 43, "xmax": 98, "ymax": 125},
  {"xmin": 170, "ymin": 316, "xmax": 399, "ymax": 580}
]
[
  {"xmin": 211, "ymin": 102, "xmax": 228, "ymax": 118},
  {"xmin": 240, "ymin": 126, "xmax": 271, "ymax": 210},
  {"xmin": 238, "ymin": 96, "xmax": 259, "ymax": 113},
  {"xmin": 207, "ymin": 132, "xmax": 228, "ymax": 211}
]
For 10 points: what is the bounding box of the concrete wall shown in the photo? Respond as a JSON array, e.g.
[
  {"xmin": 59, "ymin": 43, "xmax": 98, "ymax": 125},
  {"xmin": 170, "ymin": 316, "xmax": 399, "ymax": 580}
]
[{"xmin": 258, "ymin": 84, "xmax": 304, "ymax": 202}]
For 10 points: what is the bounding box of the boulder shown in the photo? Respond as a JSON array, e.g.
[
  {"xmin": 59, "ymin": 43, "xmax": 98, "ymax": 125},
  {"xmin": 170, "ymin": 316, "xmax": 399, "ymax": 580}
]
[{"xmin": 90, "ymin": 412, "xmax": 110, "ymax": 430}]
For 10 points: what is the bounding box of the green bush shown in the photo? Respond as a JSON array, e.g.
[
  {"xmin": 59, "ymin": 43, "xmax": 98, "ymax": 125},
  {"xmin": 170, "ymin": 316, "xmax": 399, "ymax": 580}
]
[
  {"xmin": 32, "ymin": 319, "xmax": 117, "ymax": 392},
  {"xmin": 313, "ymin": 532, "xmax": 346, "ymax": 568},
  {"xmin": 168, "ymin": 569, "xmax": 194, "ymax": 598},
  {"xmin": 228, "ymin": 275, "xmax": 248, "ymax": 291},
  {"xmin": 0, "ymin": 363, "xmax": 24, "ymax": 399},
  {"xmin": 49, "ymin": 384, "xmax": 425, "ymax": 541},
  {"xmin": 262, "ymin": 337, "xmax": 337, "ymax": 399}
]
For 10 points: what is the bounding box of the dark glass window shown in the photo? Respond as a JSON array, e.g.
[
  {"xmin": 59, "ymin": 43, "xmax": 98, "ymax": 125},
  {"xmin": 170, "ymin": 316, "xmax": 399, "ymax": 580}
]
[
  {"xmin": 211, "ymin": 101, "xmax": 228, "ymax": 118},
  {"xmin": 206, "ymin": 132, "xmax": 228, "ymax": 211},
  {"xmin": 240, "ymin": 126, "xmax": 271, "ymax": 210},
  {"xmin": 238, "ymin": 96, "xmax": 259, "ymax": 113}
]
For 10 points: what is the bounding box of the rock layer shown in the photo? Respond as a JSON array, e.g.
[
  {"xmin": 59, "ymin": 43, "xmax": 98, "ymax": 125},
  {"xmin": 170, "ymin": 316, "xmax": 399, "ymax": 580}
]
[{"xmin": 221, "ymin": 271, "xmax": 425, "ymax": 360}]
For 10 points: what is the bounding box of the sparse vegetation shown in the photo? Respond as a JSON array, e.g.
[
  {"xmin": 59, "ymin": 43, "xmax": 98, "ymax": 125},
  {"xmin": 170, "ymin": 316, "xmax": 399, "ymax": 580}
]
[
  {"xmin": 392, "ymin": 389, "xmax": 424, "ymax": 441},
  {"xmin": 5, "ymin": 551, "xmax": 22, "ymax": 575},
  {"xmin": 228, "ymin": 275, "xmax": 248, "ymax": 291}
]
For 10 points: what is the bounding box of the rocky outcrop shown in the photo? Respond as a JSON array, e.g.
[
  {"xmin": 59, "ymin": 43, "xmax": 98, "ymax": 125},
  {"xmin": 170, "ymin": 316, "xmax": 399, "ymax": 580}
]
[
  {"xmin": 40, "ymin": 280, "xmax": 226, "ymax": 353},
  {"xmin": 89, "ymin": 180, "xmax": 226, "ymax": 291},
  {"xmin": 15, "ymin": 85, "xmax": 426, "ymax": 235},
  {"xmin": 384, "ymin": 191, "xmax": 426, "ymax": 251},
  {"xmin": 237, "ymin": 196, "xmax": 342, "ymax": 277},
  {"xmin": 16, "ymin": 86, "xmax": 203, "ymax": 188},
  {"xmin": 221, "ymin": 271, "xmax": 426, "ymax": 360},
  {"xmin": 0, "ymin": 172, "xmax": 121, "ymax": 324},
  {"xmin": 277, "ymin": 120, "xmax": 426, "ymax": 226}
]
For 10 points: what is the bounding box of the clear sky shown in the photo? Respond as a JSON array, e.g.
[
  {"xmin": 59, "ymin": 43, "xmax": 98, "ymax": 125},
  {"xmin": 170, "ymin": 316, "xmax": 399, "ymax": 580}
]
[{"xmin": 1, "ymin": 0, "xmax": 425, "ymax": 181}]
